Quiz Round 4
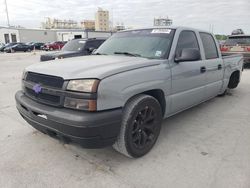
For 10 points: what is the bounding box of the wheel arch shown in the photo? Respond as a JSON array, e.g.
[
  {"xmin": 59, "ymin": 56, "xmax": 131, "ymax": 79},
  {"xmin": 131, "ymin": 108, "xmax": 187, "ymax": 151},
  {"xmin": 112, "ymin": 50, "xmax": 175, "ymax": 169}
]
[{"xmin": 125, "ymin": 89, "xmax": 166, "ymax": 116}]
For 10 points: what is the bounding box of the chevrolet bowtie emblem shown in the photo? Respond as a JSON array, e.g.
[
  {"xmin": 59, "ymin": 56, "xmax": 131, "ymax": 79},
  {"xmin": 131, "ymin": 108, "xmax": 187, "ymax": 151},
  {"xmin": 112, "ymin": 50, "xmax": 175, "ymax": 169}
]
[{"xmin": 33, "ymin": 84, "xmax": 42, "ymax": 94}]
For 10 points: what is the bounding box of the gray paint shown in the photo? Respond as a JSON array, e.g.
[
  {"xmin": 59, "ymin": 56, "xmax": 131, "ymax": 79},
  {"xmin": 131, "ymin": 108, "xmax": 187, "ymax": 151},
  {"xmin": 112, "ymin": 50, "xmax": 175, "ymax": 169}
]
[{"xmin": 24, "ymin": 26, "xmax": 243, "ymax": 118}]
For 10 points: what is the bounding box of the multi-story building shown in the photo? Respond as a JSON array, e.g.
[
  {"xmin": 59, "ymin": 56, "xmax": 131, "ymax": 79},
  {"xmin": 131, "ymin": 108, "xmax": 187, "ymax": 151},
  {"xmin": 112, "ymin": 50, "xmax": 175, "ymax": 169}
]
[
  {"xmin": 153, "ymin": 17, "xmax": 173, "ymax": 26},
  {"xmin": 80, "ymin": 20, "xmax": 95, "ymax": 31},
  {"xmin": 95, "ymin": 8, "xmax": 109, "ymax": 31},
  {"xmin": 42, "ymin": 18, "xmax": 79, "ymax": 29}
]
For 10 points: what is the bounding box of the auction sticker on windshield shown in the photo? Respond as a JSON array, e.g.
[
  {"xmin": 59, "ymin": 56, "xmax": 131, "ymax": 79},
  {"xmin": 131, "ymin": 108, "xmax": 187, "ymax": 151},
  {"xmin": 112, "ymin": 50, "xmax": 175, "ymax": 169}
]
[{"xmin": 151, "ymin": 29, "xmax": 171, "ymax": 34}]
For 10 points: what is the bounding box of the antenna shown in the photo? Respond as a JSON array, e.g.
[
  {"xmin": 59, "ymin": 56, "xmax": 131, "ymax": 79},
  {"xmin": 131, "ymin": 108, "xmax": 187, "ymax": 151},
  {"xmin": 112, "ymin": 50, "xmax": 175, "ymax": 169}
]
[{"xmin": 4, "ymin": 0, "xmax": 10, "ymax": 27}]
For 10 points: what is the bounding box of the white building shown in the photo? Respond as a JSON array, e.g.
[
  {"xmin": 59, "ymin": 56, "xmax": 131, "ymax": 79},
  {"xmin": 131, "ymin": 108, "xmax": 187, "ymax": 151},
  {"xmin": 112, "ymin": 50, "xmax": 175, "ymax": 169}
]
[{"xmin": 0, "ymin": 26, "xmax": 112, "ymax": 44}]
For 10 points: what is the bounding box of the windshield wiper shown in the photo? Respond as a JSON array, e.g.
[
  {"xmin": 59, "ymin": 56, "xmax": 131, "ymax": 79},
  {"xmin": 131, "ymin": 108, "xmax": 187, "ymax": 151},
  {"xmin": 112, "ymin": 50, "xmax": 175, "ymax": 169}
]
[
  {"xmin": 93, "ymin": 52, "xmax": 107, "ymax": 55},
  {"xmin": 114, "ymin": 51, "xmax": 141, "ymax": 57}
]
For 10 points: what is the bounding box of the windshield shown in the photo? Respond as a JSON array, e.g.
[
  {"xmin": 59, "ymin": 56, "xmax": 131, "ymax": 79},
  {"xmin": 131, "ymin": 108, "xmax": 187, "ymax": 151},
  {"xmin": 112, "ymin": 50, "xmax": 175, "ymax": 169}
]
[
  {"xmin": 95, "ymin": 29, "xmax": 175, "ymax": 59},
  {"xmin": 225, "ymin": 36, "xmax": 250, "ymax": 46},
  {"xmin": 62, "ymin": 40, "xmax": 86, "ymax": 51}
]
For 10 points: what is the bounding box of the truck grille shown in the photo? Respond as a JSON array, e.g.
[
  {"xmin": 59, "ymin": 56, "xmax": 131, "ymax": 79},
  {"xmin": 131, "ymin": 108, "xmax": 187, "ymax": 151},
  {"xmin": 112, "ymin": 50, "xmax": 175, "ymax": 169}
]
[
  {"xmin": 24, "ymin": 72, "xmax": 64, "ymax": 106},
  {"xmin": 25, "ymin": 87, "xmax": 61, "ymax": 105},
  {"xmin": 26, "ymin": 72, "xmax": 64, "ymax": 88}
]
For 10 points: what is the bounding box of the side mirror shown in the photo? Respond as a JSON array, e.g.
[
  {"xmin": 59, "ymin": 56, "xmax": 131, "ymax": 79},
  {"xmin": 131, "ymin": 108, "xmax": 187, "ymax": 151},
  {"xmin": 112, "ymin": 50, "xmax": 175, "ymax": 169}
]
[
  {"xmin": 175, "ymin": 48, "xmax": 201, "ymax": 63},
  {"xmin": 87, "ymin": 47, "xmax": 95, "ymax": 53},
  {"xmin": 91, "ymin": 49, "xmax": 97, "ymax": 54}
]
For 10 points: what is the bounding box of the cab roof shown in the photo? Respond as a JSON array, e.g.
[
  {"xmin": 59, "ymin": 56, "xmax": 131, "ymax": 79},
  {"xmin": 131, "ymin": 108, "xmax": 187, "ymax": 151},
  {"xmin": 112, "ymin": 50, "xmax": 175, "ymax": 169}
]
[{"xmin": 118, "ymin": 26, "xmax": 210, "ymax": 34}]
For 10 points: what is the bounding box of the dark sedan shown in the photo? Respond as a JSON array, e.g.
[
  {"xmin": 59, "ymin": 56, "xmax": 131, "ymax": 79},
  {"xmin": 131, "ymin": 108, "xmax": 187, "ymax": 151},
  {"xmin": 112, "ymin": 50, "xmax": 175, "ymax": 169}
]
[
  {"xmin": 0, "ymin": 42, "xmax": 19, "ymax": 52},
  {"xmin": 28, "ymin": 42, "xmax": 45, "ymax": 50},
  {"xmin": 4, "ymin": 43, "xmax": 33, "ymax": 53},
  {"xmin": 40, "ymin": 38, "xmax": 106, "ymax": 62}
]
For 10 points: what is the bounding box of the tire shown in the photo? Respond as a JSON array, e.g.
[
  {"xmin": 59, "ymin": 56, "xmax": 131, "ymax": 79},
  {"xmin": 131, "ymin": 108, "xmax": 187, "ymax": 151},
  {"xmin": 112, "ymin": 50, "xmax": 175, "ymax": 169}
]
[
  {"xmin": 113, "ymin": 94, "xmax": 162, "ymax": 158},
  {"xmin": 49, "ymin": 47, "xmax": 53, "ymax": 51},
  {"xmin": 228, "ymin": 72, "xmax": 240, "ymax": 89}
]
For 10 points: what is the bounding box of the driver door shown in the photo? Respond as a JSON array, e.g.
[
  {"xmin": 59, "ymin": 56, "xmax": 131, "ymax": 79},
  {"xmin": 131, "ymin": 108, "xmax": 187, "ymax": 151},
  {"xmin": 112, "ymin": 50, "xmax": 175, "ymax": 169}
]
[{"xmin": 170, "ymin": 30, "xmax": 207, "ymax": 114}]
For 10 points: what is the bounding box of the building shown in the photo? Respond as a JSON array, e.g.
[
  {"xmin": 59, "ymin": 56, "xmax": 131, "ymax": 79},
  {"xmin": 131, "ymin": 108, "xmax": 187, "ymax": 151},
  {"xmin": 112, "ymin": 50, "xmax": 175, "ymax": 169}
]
[
  {"xmin": 114, "ymin": 23, "xmax": 125, "ymax": 31},
  {"xmin": 95, "ymin": 8, "xmax": 109, "ymax": 31},
  {"xmin": 80, "ymin": 20, "xmax": 95, "ymax": 31},
  {"xmin": 56, "ymin": 29, "xmax": 112, "ymax": 41},
  {"xmin": 0, "ymin": 27, "xmax": 56, "ymax": 43},
  {"xmin": 42, "ymin": 18, "xmax": 79, "ymax": 29},
  {"xmin": 153, "ymin": 17, "xmax": 173, "ymax": 26},
  {"xmin": 0, "ymin": 26, "xmax": 112, "ymax": 44}
]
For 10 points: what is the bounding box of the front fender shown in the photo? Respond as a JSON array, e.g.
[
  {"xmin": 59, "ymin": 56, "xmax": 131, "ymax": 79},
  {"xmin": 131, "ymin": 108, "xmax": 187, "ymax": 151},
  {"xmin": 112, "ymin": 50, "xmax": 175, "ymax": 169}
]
[{"xmin": 97, "ymin": 63, "xmax": 171, "ymax": 111}]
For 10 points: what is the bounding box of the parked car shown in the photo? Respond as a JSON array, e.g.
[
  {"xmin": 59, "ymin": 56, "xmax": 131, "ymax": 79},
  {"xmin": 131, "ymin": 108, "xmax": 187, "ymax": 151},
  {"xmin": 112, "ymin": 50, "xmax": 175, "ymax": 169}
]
[
  {"xmin": 0, "ymin": 43, "xmax": 5, "ymax": 52},
  {"xmin": 4, "ymin": 43, "xmax": 33, "ymax": 53},
  {"xmin": 0, "ymin": 42, "xmax": 18, "ymax": 52},
  {"xmin": 221, "ymin": 34, "xmax": 250, "ymax": 65},
  {"xmin": 43, "ymin": 41, "xmax": 66, "ymax": 51},
  {"xmin": 28, "ymin": 42, "xmax": 45, "ymax": 50},
  {"xmin": 40, "ymin": 42, "xmax": 49, "ymax": 50},
  {"xmin": 15, "ymin": 27, "xmax": 243, "ymax": 158},
  {"xmin": 40, "ymin": 38, "xmax": 106, "ymax": 61}
]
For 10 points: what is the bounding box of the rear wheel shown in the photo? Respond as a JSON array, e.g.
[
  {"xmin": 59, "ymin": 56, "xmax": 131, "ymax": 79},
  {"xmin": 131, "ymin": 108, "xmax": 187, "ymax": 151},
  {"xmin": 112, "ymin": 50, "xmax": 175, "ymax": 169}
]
[
  {"xmin": 113, "ymin": 94, "xmax": 162, "ymax": 158},
  {"xmin": 228, "ymin": 71, "xmax": 240, "ymax": 89}
]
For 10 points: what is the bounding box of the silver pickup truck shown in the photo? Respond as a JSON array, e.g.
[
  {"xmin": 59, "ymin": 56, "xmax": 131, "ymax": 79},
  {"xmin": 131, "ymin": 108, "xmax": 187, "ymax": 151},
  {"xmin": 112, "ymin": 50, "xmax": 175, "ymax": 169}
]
[{"xmin": 15, "ymin": 27, "xmax": 243, "ymax": 158}]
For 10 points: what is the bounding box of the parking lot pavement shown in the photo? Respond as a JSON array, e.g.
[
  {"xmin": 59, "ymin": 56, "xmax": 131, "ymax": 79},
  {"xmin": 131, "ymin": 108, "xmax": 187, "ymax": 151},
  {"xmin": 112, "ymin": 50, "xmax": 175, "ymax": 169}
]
[{"xmin": 0, "ymin": 52, "xmax": 250, "ymax": 188}]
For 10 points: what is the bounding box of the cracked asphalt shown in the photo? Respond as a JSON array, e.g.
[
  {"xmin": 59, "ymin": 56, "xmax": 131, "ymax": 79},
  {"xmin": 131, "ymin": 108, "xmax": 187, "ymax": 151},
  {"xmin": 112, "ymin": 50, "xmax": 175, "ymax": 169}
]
[{"xmin": 0, "ymin": 52, "xmax": 250, "ymax": 188}]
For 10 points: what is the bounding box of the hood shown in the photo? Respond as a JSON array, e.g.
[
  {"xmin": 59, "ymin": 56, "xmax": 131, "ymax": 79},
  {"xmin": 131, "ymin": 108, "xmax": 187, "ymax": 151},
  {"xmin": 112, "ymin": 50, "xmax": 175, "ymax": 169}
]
[
  {"xmin": 41, "ymin": 51, "xmax": 79, "ymax": 58},
  {"xmin": 26, "ymin": 55, "xmax": 163, "ymax": 80}
]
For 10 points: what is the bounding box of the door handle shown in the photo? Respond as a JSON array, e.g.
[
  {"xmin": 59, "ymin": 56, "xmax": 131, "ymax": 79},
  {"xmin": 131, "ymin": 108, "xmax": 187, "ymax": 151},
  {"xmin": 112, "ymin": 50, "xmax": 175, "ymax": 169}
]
[
  {"xmin": 218, "ymin": 64, "xmax": 222, "ymax": 70},
  {"xmin": 200, "ymin": 66, "xmax": 206, "ymax": 73}
]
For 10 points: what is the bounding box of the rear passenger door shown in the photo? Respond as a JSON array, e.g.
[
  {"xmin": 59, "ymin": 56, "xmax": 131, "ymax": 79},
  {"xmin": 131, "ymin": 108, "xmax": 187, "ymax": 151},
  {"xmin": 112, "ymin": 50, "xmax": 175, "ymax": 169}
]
[
  {"xmin": 199, "ymin": 32, "xmax": 224, "ymax": 98},
  {"xmin": 170, "ymin": 30, "xmax": 207, "ymax": 114}
]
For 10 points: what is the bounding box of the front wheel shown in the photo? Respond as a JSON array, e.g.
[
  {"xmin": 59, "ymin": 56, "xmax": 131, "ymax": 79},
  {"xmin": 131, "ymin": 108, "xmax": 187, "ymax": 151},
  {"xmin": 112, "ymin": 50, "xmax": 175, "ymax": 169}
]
[{"xmin": 113, "ymin": 94, "xmax": 162, "ymax": 158}]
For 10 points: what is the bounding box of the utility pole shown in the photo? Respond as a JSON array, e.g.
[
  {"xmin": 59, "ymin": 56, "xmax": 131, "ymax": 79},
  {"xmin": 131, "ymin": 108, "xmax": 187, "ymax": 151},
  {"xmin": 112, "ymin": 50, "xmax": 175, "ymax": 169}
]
[{"xmin": 4, "ymin": 0, "xmax": 10, "ymax": 27}]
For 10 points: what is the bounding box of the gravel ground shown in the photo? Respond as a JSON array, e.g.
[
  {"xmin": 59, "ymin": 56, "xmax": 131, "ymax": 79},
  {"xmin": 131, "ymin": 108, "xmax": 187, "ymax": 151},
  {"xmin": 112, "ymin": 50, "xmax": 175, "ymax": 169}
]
[{"xmin": 0, "ymin": 52, "xmax": 250, "ymax": 188}]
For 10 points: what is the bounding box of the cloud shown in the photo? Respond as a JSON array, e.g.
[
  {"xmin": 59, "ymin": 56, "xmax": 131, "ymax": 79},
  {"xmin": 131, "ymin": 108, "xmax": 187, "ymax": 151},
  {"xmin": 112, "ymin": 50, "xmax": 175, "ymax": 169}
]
[{"xmin": 0, "ymin": 0, "xmax": 249, "ymax": 34}]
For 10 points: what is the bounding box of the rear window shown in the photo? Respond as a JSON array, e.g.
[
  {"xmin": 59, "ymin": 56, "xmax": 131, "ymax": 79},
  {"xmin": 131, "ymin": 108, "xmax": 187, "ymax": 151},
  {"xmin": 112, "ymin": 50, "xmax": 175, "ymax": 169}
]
[
  {"xmin": 225, "ymin": 36, "xmax": 250, "ymax": 46},
  {"xmin": 200, "ymin": 32, "xmax": 219, "ymax": 59},
  {"xmin": 62, "ymin": 40, "xmax": 86, "ymax": 51}
]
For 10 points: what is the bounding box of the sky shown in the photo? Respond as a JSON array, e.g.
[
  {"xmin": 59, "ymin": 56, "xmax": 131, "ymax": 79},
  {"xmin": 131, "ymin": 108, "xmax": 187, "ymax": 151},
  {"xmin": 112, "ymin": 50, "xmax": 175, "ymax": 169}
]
[{"xmin": 0, "ymin": 0, "xmax": 249, "ymax": 34}]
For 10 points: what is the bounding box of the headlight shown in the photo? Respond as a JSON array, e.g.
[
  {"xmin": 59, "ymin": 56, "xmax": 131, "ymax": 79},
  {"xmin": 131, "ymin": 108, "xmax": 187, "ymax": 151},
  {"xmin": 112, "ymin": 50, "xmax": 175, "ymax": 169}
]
[{"xmin": 66, "ymin": 79, "xmax": 99, "ymax": 93}]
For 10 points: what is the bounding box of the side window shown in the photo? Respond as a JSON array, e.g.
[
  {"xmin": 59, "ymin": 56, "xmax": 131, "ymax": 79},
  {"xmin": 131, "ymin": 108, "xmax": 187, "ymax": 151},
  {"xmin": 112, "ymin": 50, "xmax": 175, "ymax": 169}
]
[
  {"xmin": 176, "ymin": 31, "xmax": 200, "ymax": 57},
  {"xmin": 199, "ymin": 32, "xmax": 219, "ymax": 59}
]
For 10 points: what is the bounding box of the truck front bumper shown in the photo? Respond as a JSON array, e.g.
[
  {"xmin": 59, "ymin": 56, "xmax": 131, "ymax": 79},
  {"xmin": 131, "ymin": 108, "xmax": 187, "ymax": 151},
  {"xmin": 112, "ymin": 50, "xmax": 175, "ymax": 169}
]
[{"xmin": 15, "ymin": 91, "xmax": 122, "ymax": 148}]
